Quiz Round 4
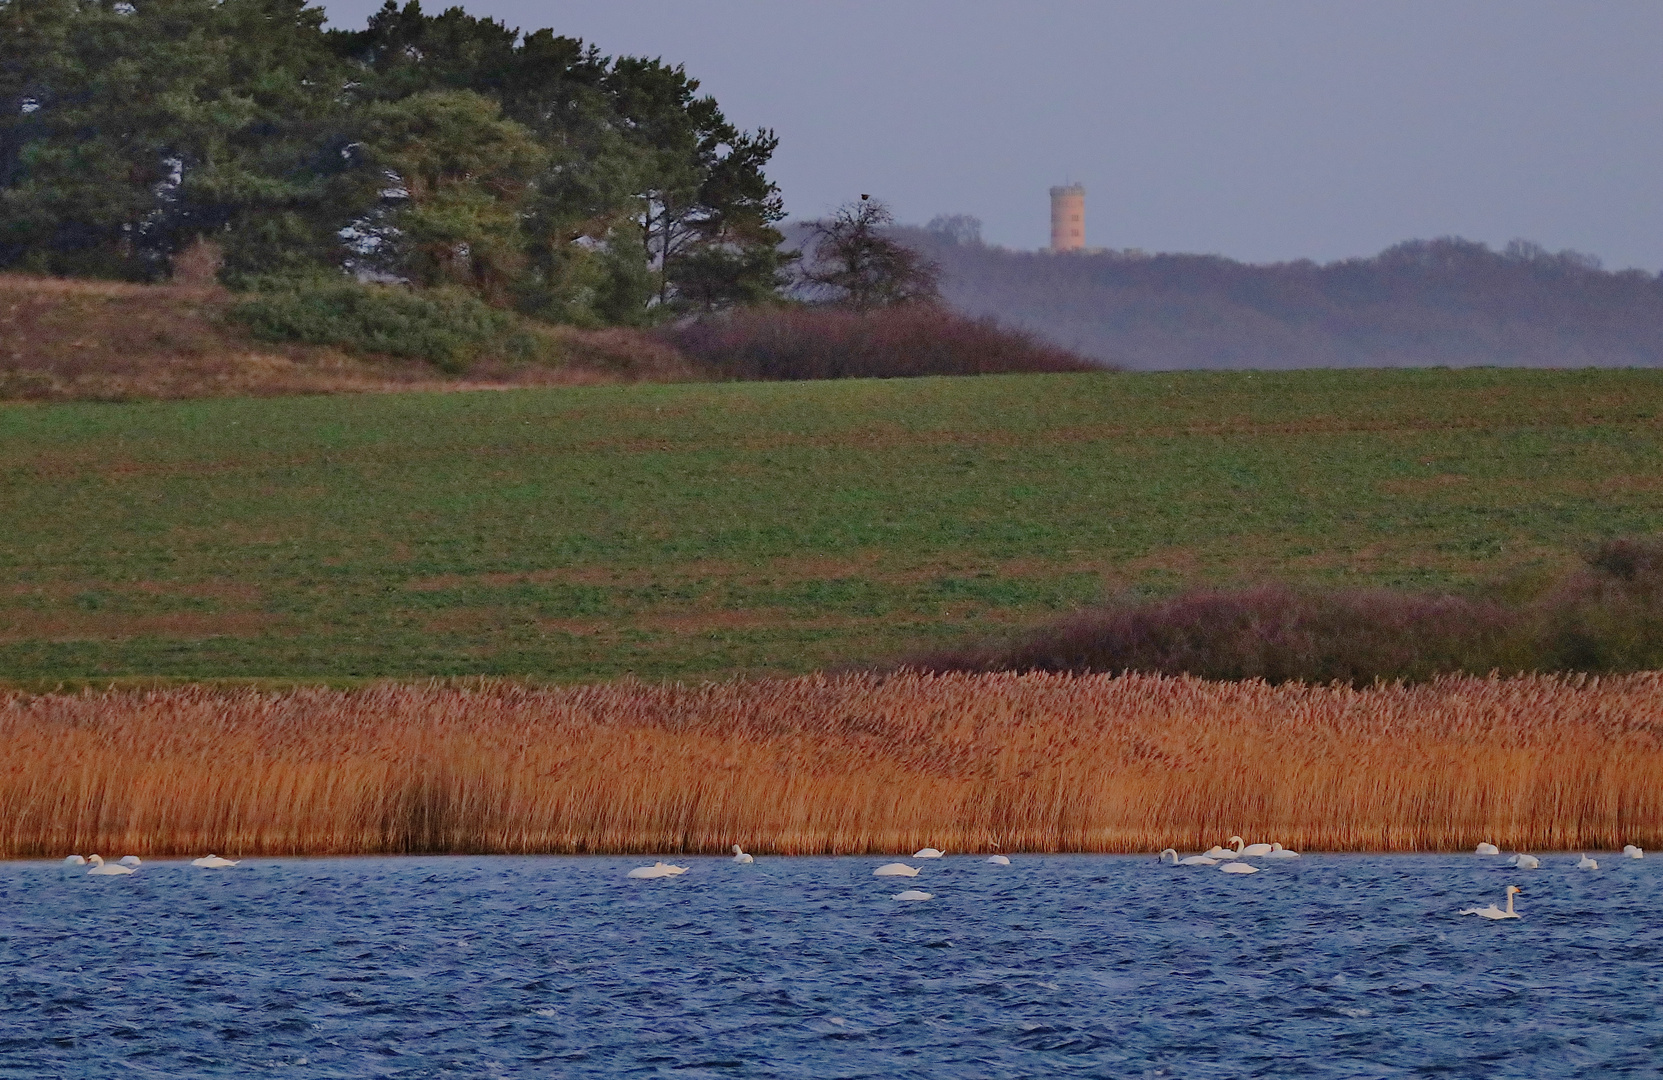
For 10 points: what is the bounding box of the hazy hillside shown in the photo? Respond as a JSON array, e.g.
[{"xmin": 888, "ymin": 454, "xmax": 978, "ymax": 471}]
[{"xmin": 875, "ymin": 228, "xmax": 1663, "ymax": 370}]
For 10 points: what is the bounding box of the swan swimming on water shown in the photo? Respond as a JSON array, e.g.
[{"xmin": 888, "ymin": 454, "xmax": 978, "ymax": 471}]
[
  {"xmin": 118, "ymin": 856, "xmax": 141, "ymax": 868},
  {"xmin": 913, "ymin": 848, "xmax": 944, "ymax": 859},
  {"xmin": 191, "ymin": 855, "xmax": 239, "ymax": 868},
  {"xmin": 987, "ymin": 855, "xmax": 1011, "ymax": 865},
  {"xmin": 893, "ymin": 890, "xmax": 932, "ymax": 901},
  {"xmin": 1159, "ymin": 849, "xmax": 1219, "ymax": 866},
  {"xmin": 1202, "ymin": 845, "xmax": 1234, "ymax": 859},
  {"xmin": 1263, "ymin": 843, "xmax": 1300, "ymax": 859},
  {"xmin": 1508, "ymin": 853, "xmax": 1540, "ymax": 870},
  {"xmin": 1230, "ymin": 836, "xmax": 1274, "ymax": 858},
  {"xmin": 1218, "ymin": 861, "xmax": 1260, "ymax": 874},
  {"xmin": 86, "ymin": 855, "xmax": 134, "ymax": 876},
  {"xmin": 1460, "ymin": 885, "xmax": 1522, "ymax": 920},
  {"xmin": 1577, "ymin": 854, "xmax": 1598, "ymax": 870},
  {"xmin": 1624, "ymin": 845, "xmax": 1645, "ymax": 859},
  {"xmin": 63, "ymin": 855, "xmax": 86, "ymax": 866},
  {"xmin": 731, "ymin": 845, "xmax": 754, "ymax": 864},
  {"xmin": 1475, "ymin": 843, "xmax": 1501, "ymax": 856},
  {"xmin": 626, "ymin": 862, "xmax": 689, "ymax": 879},
  {"xmin": 874, "ymin": 863, "xmax": 920, "ymax": 877}
]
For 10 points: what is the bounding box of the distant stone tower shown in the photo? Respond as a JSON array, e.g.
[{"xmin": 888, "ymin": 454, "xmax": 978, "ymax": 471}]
[{"xmin": 1049, "ymin": 184, "xmax": 1085, "ymax": 252}]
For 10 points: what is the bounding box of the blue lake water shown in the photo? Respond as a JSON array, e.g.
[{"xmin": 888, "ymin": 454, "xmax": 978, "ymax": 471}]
[{"xmin": 1, "ymin": 853, "xmax": 1659, "ymax": 1078}]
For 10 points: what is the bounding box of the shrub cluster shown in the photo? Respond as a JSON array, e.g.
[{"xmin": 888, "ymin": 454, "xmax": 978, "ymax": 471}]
[
  {"xmin": 231, "ymin": 282, "xmax": 555, "ymax": 372},
  {"xmin": 906, "ymin": 537, "xmax": 1663, "ymax": 685},
  {"xmin": 659, "ymin": 304, "xmax": 1101, "ymax": 381}
]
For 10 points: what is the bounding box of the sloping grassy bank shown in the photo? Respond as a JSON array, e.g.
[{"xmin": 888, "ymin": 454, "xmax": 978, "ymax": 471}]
[
  {"xmin": 0, "ymin": 273, "xmax": 691, "ymax": 400},
  {"xmin": 5, "ymin": 672, "xmax": 1659, "ymax": 857}
]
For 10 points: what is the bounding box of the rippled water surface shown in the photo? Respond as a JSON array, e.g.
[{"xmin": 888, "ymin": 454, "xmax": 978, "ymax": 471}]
[{"xmin": 2, "ymin": 853, "xmax": 1660, "ymax": 1078}]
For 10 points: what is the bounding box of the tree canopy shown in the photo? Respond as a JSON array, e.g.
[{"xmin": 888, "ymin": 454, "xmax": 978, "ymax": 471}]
[{"xmin": 0, "ymin": 0, "xmax": 789, "ymax": 323}]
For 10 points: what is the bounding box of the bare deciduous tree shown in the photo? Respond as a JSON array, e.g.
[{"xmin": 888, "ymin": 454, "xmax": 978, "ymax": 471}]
[{"xmin": 800, "ymin": 197, "xmax": 940, "ymax": 310}]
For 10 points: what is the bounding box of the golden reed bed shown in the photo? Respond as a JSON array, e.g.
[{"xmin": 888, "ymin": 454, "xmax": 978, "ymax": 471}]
[{"xmin": 3, "ymin": 671, "xmax": 1661, "ymax": 858}]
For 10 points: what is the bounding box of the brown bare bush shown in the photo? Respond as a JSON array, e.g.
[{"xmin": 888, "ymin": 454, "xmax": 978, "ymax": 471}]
[
  {"xmin": 904, "ymin": 537, "xmax": 1663, "ymax": 685},
  {"xmin": 4, "ymin": 671, "xmax": 1660, "ymax": 859},
  {"xmin": 660, "ymin": 304, "xmax": 1101, "ymax": 380},
  {"xmin": 905, "ymin": 586, "xmax": 1524, "ymax": 685}
]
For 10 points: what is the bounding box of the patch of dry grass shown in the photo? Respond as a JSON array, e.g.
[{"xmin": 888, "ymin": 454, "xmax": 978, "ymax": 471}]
[
  {"xmin": 0, "ymin": 273, "xmax": 694, "ymax": 400},
  {"xmin": 4, "ymin": 671, "xmax": 1659, "ymax": 859}
]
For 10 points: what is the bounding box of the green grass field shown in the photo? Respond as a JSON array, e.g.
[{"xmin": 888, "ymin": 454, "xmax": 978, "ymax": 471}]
[{"xmin": 3, "ymin": 368, "xmax": 1662, "ymax": 684}]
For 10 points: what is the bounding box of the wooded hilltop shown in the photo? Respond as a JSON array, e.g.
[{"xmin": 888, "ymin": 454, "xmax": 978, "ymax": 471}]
[{"xmin": 897, "ymin": 223, "xmax": 1663, "ymax": 370}]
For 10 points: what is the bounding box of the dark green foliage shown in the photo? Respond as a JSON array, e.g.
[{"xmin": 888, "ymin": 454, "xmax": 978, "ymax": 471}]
[
  {"xmin": 0, "ymin": 0, "xmax": 787, "ymax": 324},
  {"xmin": 330, "ymin": 1, "xmax": 789, "ymax": 320},
  {"xmin": 1, "ymin": 0, "xmax": 349, "ymax": 280},
  {"xmin": 231, "ymin": 281, "xmax": 546, "ymax": 371},
  {"xmin": 1533, "ymin": 537, "xmax": 1663, "ymax": 673}
]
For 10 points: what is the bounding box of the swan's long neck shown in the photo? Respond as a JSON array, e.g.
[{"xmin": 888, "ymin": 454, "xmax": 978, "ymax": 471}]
[
  {"xmin": 1505, "ymin": 891, "xmax": 1515, "ymax": 915},
  {"xmin": 1232, "ymin": 839, "xmax": 1244, "ymax": 854},
  {"xmin": 1160, "ymin": 849, "xmax": 1176, "ymax": 864}
]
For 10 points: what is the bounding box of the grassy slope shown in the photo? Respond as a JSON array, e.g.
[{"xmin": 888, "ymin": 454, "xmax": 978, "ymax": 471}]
[
  {"xmin": 3, "ymin": 367, "xmax": 1662, "ymax": 683},
  {"xmin": 0, "ymin": 273, "xmax": 691, "ymax": 401}
]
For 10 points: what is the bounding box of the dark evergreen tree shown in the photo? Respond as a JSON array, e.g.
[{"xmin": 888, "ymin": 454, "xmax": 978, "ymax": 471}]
[
  {"xmin": 0, "ymin": 0, "xmax": 348, "ymax": 280},
  {"xmin": 0, "ymin": 0, "xmax": 790, "ymax": 320}
]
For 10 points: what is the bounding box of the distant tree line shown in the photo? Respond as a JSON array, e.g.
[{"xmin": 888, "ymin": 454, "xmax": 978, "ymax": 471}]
[
  {"xmin": 896, "ymin": 228, "xmax": 1663, "ymax": 370},
  {"xmin": 0, "ymin": 0, "xmax": 790, "ymax": 324}
]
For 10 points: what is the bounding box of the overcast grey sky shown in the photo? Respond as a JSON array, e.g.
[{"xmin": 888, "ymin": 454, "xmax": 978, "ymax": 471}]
[{"xmin": 320, "ymin": 1, "xmax": 1663, "ymax": 270}]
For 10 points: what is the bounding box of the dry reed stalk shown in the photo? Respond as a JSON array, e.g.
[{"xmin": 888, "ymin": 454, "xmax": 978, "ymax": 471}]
[{"xmin": 3, "ymin": 672, "xmax": 1661, "ymax": 858}]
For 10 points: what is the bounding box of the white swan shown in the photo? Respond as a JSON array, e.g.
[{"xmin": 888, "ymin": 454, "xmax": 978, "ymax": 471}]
[
  {"xmin": 873, "ymin": 863, "xmax": 920, "ymax": 877},
  {"xmin": 1201, "ymin": 845, "xmax": 1233, "ymax": 859},
  {"xmin": 118, "ymin": 856, "xmax": 142, "ymax": 868},
  {"xmin": 86, "ymin": 854, "xmax": 135, "ymax": 876},
  {"xmin": 913, "ymin": 848, "xmax": 945, "ymax": 859},
  {"xmin": 1475, "ymin": 843, "xmax": 1501, "ymax": 856},
  {"xmin": 987, "ymin": 854, "xmax": 1011, "ymax": 865},
  {"xmin": 1159, "ymin": 848, "xmax": 1219, "ymax": 866},
  {"xmin": 1577, "ymin": 853, "xmax": 1598, "ymax": 870},
  {"xmin": 1460, "ymin": 885, "xmax": 1522, "ymax": 920},
  {"xmin": 1230, "ymin": 835, "xmax": 1274, "ymax": 858},
  {"xmin": 626, "ymin": 861, "xmax": 689, "ymax": 879},
  {"xmin": 1623, "ymin": 845, "xmax": 1645, "ymax": 859},
  {"xmin": 893, "ymin": 890, "xmax": 933, "ymax": 901},
  {"xmin": 1508, "ymin": 853, "xmax": 1540, "ymax": 870},
  {"xmin": 191, "ymin": 854, "xmax": 239, "ymax": 868},
  {"xmin": 731, "ymin": 845, "xmax": 754, "ymax": 864},
  {"xmin": 1263, "ymin": 843, "xmax": 1300, "ymax": 859},
  {"xmin": 63, "ymin": 855, "xmax": 86, "ymax": 866},
  {"xmin": 1218, "ymin": 861, "xmax": 1260, "ymax": 874}
]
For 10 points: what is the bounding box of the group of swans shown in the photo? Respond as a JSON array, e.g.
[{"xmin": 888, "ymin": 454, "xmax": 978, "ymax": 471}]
[
  {"xmin": 65, "ymin": 854, "xmax": 141, "ymax": 874},
  {"xmin": 1162, "ymin": 836, "xmax": 1301, "ymax": 874},
  {"xmin": 629, "ymin": 842, "xmax": 1003, "ymax": 901},
  {"xmin": 66, "ymin": 853, "xmax": 239, "ymax": 874},
  {"xmin": 1458, "ymin": 842, "xmax": 1650, "ymax": 921},
  {"xmin": 1473, "ymin": 843, "xmax": 1647, "ymax": 870}
]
